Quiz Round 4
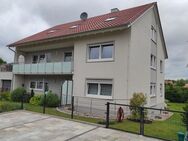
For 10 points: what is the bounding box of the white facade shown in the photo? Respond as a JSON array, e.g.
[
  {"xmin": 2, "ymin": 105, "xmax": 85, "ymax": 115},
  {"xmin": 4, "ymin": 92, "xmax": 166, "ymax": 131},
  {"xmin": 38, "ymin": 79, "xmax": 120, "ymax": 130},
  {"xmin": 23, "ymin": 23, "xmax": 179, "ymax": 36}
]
[{"xmin": 11, "ymin": 5, "xmax": 167, "ymax": 109}]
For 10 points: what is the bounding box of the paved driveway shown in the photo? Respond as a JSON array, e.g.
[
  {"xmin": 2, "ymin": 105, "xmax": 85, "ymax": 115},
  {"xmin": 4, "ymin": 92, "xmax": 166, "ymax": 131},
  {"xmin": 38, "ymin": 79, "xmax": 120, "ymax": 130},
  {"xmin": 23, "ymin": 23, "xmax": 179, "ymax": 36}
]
[{"xmin": 0, "ymin": 111, "xmax": 162, "ymax": 141}]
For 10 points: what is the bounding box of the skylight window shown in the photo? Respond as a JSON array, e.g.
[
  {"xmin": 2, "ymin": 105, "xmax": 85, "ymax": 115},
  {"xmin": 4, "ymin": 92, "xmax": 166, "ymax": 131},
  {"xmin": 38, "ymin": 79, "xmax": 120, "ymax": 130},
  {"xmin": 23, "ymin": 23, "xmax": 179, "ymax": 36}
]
[
  {"xmin": 105, "ymin": 17, "xmax": 116, "ymax": 22},
  {"xmin": 69, "ymin": 25, "xmax": 78, "ymax": 29},
  {"xmin": 48, "ymin": 29, "xmax": 56, "ymax": 33}
]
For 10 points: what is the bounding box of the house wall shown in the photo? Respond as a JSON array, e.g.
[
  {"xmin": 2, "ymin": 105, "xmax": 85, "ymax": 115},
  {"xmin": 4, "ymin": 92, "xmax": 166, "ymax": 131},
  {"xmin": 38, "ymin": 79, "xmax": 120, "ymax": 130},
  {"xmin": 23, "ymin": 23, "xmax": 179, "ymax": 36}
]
[
  {"xmin": 73, "ymin": 30, "xmax": 130, "ymax": 104},
  {"xmin": 129, "ymin": 7, "xmax": 166, "ymax": 108}
]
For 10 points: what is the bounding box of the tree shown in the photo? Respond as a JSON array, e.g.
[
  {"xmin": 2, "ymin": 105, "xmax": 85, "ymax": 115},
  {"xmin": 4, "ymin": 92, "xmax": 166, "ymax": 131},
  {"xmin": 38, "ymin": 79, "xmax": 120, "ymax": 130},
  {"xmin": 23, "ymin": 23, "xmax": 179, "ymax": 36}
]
[
  {"xmin": 0, "ymin": 57, "xmax": 6, "ymax": 65},
  {"xmin": 129, "ymin": 93, "xmax": 147, "ymax": 120}
]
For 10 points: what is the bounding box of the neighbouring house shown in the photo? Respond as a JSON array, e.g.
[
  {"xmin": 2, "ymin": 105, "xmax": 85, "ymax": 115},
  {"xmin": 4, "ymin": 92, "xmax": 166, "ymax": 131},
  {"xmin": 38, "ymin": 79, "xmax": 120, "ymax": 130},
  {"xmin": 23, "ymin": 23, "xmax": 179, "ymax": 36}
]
[
  {"xmin": 165, "ymin": 80, "xmax": 175, "ymax": 85},
  {"xmin": 0, "ymin": 63, "xmax": 13, "ymax": 92},
  {"xmin": 7, "ymin": 2, "xmax": 167, "ymax": 112}
]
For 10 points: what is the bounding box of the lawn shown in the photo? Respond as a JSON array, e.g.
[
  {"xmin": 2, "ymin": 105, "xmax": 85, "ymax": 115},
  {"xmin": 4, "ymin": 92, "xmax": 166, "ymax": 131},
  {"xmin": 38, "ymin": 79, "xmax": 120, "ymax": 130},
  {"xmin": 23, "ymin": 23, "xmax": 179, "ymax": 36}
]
[
  {"xmin": 110, "ymin": 102, "xmax": 187, "ymax": 141},
  {"xmin": 0, "ymin": 100, "xmax": 187, "ymax": 141}
]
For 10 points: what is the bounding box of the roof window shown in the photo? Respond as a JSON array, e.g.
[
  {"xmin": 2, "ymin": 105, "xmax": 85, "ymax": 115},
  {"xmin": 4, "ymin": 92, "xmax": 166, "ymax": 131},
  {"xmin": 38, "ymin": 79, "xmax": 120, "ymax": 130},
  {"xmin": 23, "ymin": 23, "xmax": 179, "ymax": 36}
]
[
  {"xmin": 69, "ymin": 25, "xmax": 78, "ymax": 29},
  {"xmin": 105, "ymin": 17, "xmax": 116, "ymax": 22},
  {"xmin": 48, "ymin": 29, "xmax": 57, "ymax": 33}
]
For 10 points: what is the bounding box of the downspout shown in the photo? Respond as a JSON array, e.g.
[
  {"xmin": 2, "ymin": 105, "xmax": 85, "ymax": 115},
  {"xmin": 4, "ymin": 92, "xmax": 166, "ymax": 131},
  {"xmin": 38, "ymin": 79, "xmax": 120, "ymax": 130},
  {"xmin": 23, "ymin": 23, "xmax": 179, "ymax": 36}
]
[{"xmin": 8, "ymin": 47, "xmax": 16, "ymax": 91}]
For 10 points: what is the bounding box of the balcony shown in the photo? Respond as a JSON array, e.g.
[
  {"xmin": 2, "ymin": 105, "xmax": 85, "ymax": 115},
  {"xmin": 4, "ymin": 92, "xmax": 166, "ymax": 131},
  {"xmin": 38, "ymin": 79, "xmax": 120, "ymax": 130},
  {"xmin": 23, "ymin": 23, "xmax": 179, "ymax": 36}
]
[{"xmin": 13, "ymin": 62, "xmax": 73, "ymax": 75}]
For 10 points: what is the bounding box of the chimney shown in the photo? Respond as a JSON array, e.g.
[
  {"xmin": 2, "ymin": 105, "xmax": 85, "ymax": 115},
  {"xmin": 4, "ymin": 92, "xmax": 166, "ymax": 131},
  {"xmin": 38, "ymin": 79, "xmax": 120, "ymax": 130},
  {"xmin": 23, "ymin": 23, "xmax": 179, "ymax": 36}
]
[{"xmin": 111, "ymin": 8, "xmax": 119, "ymax": 13}]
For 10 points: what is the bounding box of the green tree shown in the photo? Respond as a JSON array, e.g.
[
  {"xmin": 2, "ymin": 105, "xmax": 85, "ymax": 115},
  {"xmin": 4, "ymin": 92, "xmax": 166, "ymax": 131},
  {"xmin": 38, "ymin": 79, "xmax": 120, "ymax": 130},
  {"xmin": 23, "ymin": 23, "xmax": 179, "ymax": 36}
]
[
  {"xmin": 0, "ymin": 57, "xmax": 6, "ymax": 65},
  {"xmin": 129, "ymin": 93, "xmax": 147, "ymax": 120}
]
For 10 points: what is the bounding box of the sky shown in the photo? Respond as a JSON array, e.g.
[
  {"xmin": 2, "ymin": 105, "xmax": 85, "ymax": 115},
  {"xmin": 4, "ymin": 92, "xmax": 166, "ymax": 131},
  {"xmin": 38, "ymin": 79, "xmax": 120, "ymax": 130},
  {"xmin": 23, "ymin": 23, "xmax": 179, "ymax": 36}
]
[{"xmin": 0, "ymin": 0, "xmax": 188, "ymax": 80}]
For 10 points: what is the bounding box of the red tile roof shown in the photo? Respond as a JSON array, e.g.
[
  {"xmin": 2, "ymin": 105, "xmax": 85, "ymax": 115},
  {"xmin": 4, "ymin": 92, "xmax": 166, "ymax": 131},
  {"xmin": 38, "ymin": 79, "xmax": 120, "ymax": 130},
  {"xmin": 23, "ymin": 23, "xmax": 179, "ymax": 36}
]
[{"xmin": 8, "ymin": 2, "xmax": 156, "ymax": 47}]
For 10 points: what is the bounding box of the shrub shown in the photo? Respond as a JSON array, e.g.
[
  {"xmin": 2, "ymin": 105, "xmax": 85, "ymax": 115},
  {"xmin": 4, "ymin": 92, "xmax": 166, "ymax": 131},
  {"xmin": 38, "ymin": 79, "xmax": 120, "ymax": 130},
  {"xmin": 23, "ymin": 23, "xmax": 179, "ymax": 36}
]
[
  {"xmin": 0, "ymin": 91, "xmax": 11, "ymax": 101},
  {"xmin": 165, "ymin": 85, "xmax": 188, "ymax": 103},
  {"xmin": 40, "ymin": 91, "xmax": 60, "ymax": 107},
  {"xmin": 0, "ymin": 101, "xmax": 20, "ymax": 112},
  {"xmin": 182, "ymin": 103, "xmax": 188, "ymax": 131},
  {"xmin": 30, "ymin": 95, "xmax": 42, "ymax": 106},
  {"xmin": 129, "ymin": 93, "xmax": 147, "ymax": 120},
  {"xmin": 11, "ymin": 87, "xmax": 31, "ymax": 102}
]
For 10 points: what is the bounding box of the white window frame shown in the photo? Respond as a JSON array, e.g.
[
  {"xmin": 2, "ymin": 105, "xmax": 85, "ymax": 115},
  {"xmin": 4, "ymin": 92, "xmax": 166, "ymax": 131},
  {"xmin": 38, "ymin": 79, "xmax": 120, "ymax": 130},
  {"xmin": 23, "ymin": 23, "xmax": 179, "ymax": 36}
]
[
  {"xmin": 160, "ymin": 60, "xmax": 163, "ymax": 73},
  {"xmin": 86, "ymin": 79, "xmax": 113, "ymax": 99},
  {"xmin": 87, "ymin": 42, "xmax": 114, "ymax": 62},
  {"xmin": 150, "ymin": 54, "xmax": 157, "ymax": 70},
  {"xmin": 150, "ymin": 83, "xmax": 156, "ymax": 97},
  {"xmin": 151, "ymin": 26, "xmax": 157, "ymax": 43},
  {"xmin": 29, "ymin": 80, "xmax": 44, "ymax": 91}
]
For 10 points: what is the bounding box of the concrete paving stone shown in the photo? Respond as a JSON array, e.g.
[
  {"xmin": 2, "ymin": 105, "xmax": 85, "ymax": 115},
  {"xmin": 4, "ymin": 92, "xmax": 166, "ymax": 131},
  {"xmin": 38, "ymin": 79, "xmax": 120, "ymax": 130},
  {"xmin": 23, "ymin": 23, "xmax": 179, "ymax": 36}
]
[{"xmin": 0, "ymin": 111, "xmax": 163, "ymax": 141}]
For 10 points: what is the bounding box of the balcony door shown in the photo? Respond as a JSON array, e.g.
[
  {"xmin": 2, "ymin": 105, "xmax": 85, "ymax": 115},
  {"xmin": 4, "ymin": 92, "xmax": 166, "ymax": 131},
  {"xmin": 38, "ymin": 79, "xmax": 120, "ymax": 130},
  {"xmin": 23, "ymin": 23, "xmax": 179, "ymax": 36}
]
[
  {"xmin": 64, "ymin": 52, "xmax": 72, "ymax": 62},
  {"xmin": 61, "ymin": 80, "xmax": 73, "ymax": 105}
]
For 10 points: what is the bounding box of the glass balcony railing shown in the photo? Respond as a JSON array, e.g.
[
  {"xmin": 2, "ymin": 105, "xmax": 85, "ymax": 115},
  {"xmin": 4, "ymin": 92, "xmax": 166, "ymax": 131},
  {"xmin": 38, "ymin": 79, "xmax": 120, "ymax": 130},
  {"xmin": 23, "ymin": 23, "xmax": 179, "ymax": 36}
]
[{"xmin": 13, "ymin": 62, "xmax": 72, "ymax": 74}]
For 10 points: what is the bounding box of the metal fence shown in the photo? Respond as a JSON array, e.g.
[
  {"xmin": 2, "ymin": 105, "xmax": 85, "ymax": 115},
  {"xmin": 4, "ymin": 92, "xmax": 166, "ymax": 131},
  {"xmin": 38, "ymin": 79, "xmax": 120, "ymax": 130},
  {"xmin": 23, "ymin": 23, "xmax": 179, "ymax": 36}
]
[{"xmin": 105, "ymin": 102, "xmax": 187, "ymax": 141}]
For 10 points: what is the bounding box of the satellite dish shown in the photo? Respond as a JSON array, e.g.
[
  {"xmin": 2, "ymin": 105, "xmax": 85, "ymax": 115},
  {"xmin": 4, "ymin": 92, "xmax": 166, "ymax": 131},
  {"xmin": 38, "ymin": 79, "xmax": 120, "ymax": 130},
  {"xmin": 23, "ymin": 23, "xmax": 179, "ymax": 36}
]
[{"xmin": 80, "ymin": 12, "xmax": 88, "ymax": 20}]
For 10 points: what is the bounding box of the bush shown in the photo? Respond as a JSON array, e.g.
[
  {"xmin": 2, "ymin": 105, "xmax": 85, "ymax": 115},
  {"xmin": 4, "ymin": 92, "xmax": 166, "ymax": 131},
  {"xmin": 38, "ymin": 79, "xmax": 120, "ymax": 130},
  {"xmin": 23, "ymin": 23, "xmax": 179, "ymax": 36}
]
[
  {"xmin": 30, "ymin": 95, "xmax": 42, "ymax": 106},
  {"xmin": 11, "ymin": 87, "xmax": 31, "ymax": 103},
  {"xmin": 0, "ymin": 91, "xmax": 11, "ymax": 101},
  {"xmin": 129, "ymin": 93, "xmax": 147, "ymax": 120},
  {"xmin": 40, "ymin": 91, "xmax": 60, "ymax": 107},
  {"xmin": 0, "ymin": 101, "xmax": 20, "ymax": 112},
  {"xmin": 165, "ymin": 84, "xmax": 188, "ymax": 103}
]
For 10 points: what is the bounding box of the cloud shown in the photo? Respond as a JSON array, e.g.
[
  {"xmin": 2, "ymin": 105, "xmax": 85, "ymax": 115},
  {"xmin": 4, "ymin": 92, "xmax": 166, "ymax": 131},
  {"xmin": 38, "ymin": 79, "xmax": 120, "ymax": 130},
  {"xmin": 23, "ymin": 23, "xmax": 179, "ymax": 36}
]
[{"xmin": 0, "ymin": 0, "xmax": 187, "ymax": 80}]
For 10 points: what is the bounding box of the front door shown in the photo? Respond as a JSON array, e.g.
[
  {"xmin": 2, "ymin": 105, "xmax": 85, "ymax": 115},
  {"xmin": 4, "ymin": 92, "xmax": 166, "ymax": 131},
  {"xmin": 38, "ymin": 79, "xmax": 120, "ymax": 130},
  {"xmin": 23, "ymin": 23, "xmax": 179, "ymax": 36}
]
[{"xmin": 61, "ymin": 80, "xmax": 73, "ymax": 105}]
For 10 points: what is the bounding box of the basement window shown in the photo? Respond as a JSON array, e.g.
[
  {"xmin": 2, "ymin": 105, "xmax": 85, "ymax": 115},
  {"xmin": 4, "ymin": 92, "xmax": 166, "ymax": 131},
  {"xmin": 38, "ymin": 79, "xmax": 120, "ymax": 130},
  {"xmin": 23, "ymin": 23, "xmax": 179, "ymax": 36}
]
[{"xmin": 86, "ymin": 79, "xmax": 113, "ymax": 99}]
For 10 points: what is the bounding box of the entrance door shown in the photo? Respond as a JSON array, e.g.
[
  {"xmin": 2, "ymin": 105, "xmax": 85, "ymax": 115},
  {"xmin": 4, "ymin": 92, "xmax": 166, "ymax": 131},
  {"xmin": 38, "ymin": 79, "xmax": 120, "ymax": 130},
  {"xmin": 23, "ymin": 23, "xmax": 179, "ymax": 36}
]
[{"xmin": 61, "ymin": 80, "xmax": 73, "ymax": 105}]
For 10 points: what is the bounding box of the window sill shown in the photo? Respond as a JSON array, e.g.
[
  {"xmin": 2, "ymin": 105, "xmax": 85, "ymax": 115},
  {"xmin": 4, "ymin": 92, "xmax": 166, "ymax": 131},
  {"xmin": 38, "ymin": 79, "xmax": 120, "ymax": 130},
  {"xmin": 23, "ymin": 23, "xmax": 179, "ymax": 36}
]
[
  {"xmin": 86, "ymin": 94, "xmax": 112, "ymax": 100},
  {"xmin": 150, "ymin": 66, "xmax": 156, "ymax": 70},
  {"xmin": 87, "ymin": 58, "xmax": 114, "ymax": 63},
  {"xmin": 150, "ymin": 95, "xmax": 156, "ymax": 98},
  {"xmin": 29, "ymin": 88, "xmax": 44, "ymax": 91}
]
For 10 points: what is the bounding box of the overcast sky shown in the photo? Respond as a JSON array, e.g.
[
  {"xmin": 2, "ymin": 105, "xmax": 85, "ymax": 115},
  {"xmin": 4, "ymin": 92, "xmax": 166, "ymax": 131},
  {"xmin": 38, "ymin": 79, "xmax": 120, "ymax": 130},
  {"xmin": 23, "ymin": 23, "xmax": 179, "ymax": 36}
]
[{"xmin": 0, "ymin": 0, "xmax": 188, "ymax": 80}]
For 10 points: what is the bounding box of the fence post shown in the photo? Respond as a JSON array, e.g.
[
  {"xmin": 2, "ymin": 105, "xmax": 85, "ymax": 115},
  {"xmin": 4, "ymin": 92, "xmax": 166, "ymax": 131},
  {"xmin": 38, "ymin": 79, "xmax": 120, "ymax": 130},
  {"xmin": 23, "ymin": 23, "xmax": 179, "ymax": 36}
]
[
  {"xmin": 140, "ymin": 107, "xmax": 144, "ymax": 135},
  {"xmin": 21, "ymin": 93, "xmax": 24, "ymax": 109},
  {"xmin": 71, "ymin": 96, "xmax": 74, "ymax": 119},
  {"xmin": 106, "ymin": 102, "xmax": 110, "ymax": 128},
  {"xmin": 43, "ymin": 93, "xmax": 46, "ymax": 114}
]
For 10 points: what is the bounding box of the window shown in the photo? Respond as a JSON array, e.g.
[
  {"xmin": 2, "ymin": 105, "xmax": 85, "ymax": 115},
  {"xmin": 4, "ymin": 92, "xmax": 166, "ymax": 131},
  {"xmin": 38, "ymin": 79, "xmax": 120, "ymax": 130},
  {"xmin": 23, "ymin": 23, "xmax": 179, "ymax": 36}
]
[
  {"xmin": 30, "ymin": 81, "xmax": 44, "ymax": 90},
  {"xmin": 64, "ymin": 52, "xmax": 72, "ymax": 62},
  {"xmin": 39, "ymin": 55, "xmax": 46, "ymax": 63},
  {"xmin": 89, "ymin": 45, "xmax": 100, "ymax": 59},
  {"xmin": 160, "ymin": 60, "xmax": 163, "ymax": 73},
  {"xmin": 32, "ymin": 54, "xmax": 46, "ymax": 63},
  {"xmin": 150, "ymin": 54, "xmax": 156, "ymax": 69},
  {"xmin": 88, "ymin": 42, "xmax": 114, "ymax": 61},
  {"xmin": 88, "ymin": 83, "xmax": 98, "ymax": 95},
  {"xmin": 30, "ymin": 82, "xmax": 36, "ymax": 89},
  {"xmin": 151, "ymin": 26, "xmax": 157, "ymax": 43},
  {"xmin": 37, "ymin": 81, "xmax": 43, "ymax": 89},
  {"xmin": 150, "ymin": 83, "xmax": 156, "ymax": 96},
  {"xmin": 32, "ymin": 55, "xmax": 38, "ymax": 64},
  {"xmin": 86, "ymin": 79, "xmax": 112, "ymax": 98},
  {"xmin": 160, "ymin": 84, "xmax": 163, "ymax": 97}
]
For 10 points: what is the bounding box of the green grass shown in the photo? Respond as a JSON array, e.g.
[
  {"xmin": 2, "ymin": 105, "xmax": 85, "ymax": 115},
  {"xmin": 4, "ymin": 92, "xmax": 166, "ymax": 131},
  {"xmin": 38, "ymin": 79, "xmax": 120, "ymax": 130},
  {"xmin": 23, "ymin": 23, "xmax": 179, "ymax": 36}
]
[
  {"xmin": 0, "ymin": 101, "xmax": 187, "ymax": 141},
  {"xmin": 110, "ymin": 102, "xmax": 187, "ymax": 141}
]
